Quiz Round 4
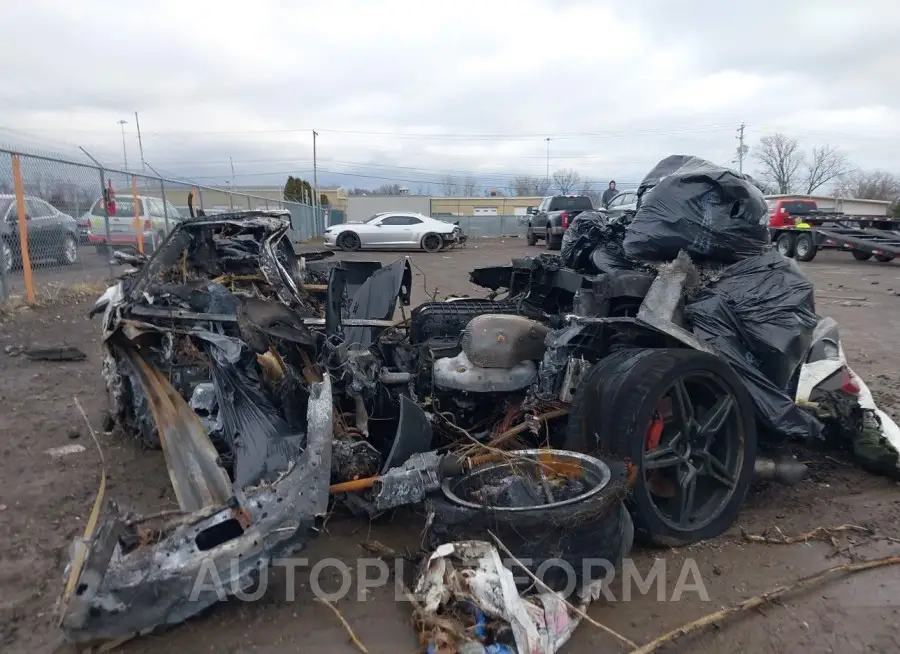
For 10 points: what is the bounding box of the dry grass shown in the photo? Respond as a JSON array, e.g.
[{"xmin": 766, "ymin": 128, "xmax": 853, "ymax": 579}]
[{"xmin": 0, "ymin": 280, "xmax": 109, "ymax": 318}]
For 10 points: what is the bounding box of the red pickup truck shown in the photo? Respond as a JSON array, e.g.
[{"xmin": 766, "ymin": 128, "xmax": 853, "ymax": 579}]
[{"xmin": 767, "ymin": 198, "xmax": 818, "ymax": 228}]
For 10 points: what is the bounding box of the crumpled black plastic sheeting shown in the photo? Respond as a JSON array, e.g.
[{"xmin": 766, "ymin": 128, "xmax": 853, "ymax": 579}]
[
  {"xmin": 207, "ymin": 343, "xmax": 306, "ymax": 488},
  {"xmin": 685, "ymin": 251, "xmax": 823, "ymax": 440},
  {"xmin": 624, "ymin": 156, "xmax": 769, "ymax": 263},
  {"xmin": 560, "ymin": 211, "xmax": 635, "ymax": 274}
]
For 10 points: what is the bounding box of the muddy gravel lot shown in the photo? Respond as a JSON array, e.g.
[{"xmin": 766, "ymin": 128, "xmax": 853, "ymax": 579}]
[{"xmin": 2, "ymin": 239, "xmax": 900, "ymax": 653}]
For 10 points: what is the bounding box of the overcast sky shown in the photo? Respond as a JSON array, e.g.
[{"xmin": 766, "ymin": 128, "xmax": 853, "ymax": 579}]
[{"xmin": 1, "ymin": 0, "xmax": 899, "ymax": 192}]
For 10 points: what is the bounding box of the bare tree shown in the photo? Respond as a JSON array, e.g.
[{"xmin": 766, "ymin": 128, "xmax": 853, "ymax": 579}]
[
  {"xmin": 374, "ymin": 183, "xmax": 403, "ymax": 195},
  {"xmin": 439, "ymin": 175, "xmax": 459, "ymax": 196},
  {"xmin": 579, "ymin": 178, "xmax": 600, "ymax": 205},
  {"xmin": 513, "ymin": 175, "xmax": 550, "ymax": 196},
  {"xmin": 461, "ymin": 176, "xmax": 478, "ymax": 196},
  {"xmin": 552, "ymin": 168, "xmax": 581, "ymax": 194},
  {"xmin": 844, "ymin": 171, "xmax": 900, "ymax": 200},
  {"xmin": 803, "ymin": 144, "xmax": 851, "ymax": 194},
  {"xmin": 753, "ymin": 133, "xmax": 804, "ymax": 194}
]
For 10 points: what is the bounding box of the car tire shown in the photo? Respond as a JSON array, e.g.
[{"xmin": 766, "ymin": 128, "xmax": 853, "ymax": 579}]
[
  {"xmin": 793, "ymin": 233, "xmax": 817, "ymax": 262},
  {"xmin": 338, "ymin": 231, "xmax": 361, "ymax": 252},
  {"xmin": 57, "ymin": 234, "xmax": 78, "ymax": 266},
  {"xmin": 775, "ymin": 232, "xmax": 795, "ymax": 258},
  {"xmin": 875, "ymin": 254, "xmax": 895, "ymax": 263},
  {"xmin": 545, "ymin": 234, "xmax": 562, "ymax": 251},
  {"xmin": 565, "ymin": 348, "xmax": 758, "ymax": 547},
  {"xmin": 424, "ymin": 456, "xmax": 631, "ymax": 591},
  {"xmin": 421, "ymin": 233, "xmax": 443, "ymax": 253},
  {"xmin": 851, "ymin": 250, "xmax": 873, "ymax": 261},
  {"xmin": 526, "ymin": 228, "xmax": 538, "ymax": 246}
]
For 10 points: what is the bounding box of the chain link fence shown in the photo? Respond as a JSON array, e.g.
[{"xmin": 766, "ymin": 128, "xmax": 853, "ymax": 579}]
[{"xmin": 0, "ymin": 147, "xmax": 326, "ymax": 306}]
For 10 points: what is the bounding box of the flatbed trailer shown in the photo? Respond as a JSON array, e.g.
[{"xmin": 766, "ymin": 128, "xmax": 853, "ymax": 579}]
[{"xmin": 769, "ymin": 213, "xmax": 900, "ymax": 263}]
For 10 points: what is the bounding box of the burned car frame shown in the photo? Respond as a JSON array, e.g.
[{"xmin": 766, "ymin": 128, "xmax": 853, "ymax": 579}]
[{"xmin": 61, "ymin": 189, "xmax": 900, "ymax": 647}]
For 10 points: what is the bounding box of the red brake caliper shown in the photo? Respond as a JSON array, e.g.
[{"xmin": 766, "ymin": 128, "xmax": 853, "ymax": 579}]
[{"xmin": 646, "ymin": 413, "xmax": 664, "ymax": 451}]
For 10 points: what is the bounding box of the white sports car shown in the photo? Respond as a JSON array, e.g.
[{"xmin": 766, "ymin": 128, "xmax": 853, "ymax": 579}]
[{"xmin": 323, "ymin": 212, "xmax": 466, "ymax": 252}]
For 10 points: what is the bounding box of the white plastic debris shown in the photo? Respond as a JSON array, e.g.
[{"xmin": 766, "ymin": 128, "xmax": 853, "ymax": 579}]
[
  {"xmin": 45, "ymin": 444, "xmax": 86, "ymax": 458},
  {"xmin": 796, "ymin": 330, "xmax": 900, "ymax": 460},
  {"xmin": 414, "ymin": 540, "xmax": 590, "ymax": 654}
]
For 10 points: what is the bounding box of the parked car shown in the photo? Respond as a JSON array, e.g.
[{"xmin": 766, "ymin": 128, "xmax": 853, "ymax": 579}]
[
  {"xmin": 323, "ymin": 212, "xmax": 464, "ymax": 252},
  {"xmin": 84, "ymin": 195, "xmax": 183, "ymax": 252},
  {"xmin": 525, "ymin": 195, "xmax": 594, "ymax": 250},
  {"xmin": 602, "ymin": 190, "xmax": 639, "ymax": 220},
  {"xmin": 0, "ymin": 195, "xmax": 80, "ymax": 272}
]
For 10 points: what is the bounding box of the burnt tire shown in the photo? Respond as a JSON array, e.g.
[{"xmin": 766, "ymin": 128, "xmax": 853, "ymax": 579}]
[
  {"xmin": 852, "ymin": 250, "xmax": 872, "ymax": 261},
  {"xmin": 565, "ymin": 348, "xmax": 757, "ymax": 547},
  {"xmin": 526, "ymin": 228, "xmax": 538, "ymax": 246},
  {"xmin": 424, "ymin": 459, "xmax": 630, "ymax": 592},
  {"xmin": 793, "ymin": 233, "xmax": 817, "ymax": 262},
  {"xmin": 421, "ymin": 233, "xmax": 443, "ymax": 253},
  {"xmin": 775, "ymin": 232, "xmax": 795, "ymax": 258},
  {"xmin": 338, "ymin": 231, "xmax": 361, "ymax": 252}
]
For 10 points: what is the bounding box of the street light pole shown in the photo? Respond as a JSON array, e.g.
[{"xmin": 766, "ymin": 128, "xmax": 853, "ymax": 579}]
[
  {"xmin": 117, "ymin": 120, "xmax": 129, "ymax": 171},
  {"xmin": 312, "ymin": 130, "xmax": 318, "ymax": 208},
  {"xmin": 545, "ymin": 137, "xmax": 551, "ymax": 180}
]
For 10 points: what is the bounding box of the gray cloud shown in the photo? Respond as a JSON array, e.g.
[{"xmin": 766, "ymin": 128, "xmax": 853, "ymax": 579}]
[{"xmin": 2, "ymin": 0, "xmax": 899, "ymax": 191}]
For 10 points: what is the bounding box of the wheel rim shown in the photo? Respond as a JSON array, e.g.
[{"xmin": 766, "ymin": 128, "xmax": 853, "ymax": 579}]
[
  {"xmin": 2, "ymin": 243, "xmax": 10, "ymax": 271},
  {"xmin": 64, "ymin": 237, "xmax": 77, "ymax": 262},
  {"xmin": 343, "ymin": 233, "xmax": 359, "ymax": 249},
  {"xmin": 424, "ymin": 235, "xmax": 440, "ymax": 251},
  {"xmin": 777, "ymin": 239, "xmax": 790, "ymax": 255},
  {"xmin": 640, "ymin": 372, "xmax": 744, "ymax": 532},
  {"xmin": 796, "ymin": 238, "xmax": 809, "ymax": 257}
]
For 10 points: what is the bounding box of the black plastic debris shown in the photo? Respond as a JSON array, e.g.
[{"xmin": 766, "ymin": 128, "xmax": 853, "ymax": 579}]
[
  {"xmin": 686, "ymin": 251, "xmax": 823, "ymax": 439},
  {"xmin": 624, "ymin": 156, "xmax": 769, "ymax": 263},
  {"xmin": 23, "ymin": 345, "xmax": 87, "ymax": 361}
]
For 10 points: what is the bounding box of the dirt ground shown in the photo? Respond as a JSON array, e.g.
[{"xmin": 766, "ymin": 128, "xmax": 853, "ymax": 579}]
[{"xmin": 2, "ymin": 239, "xmax": 900, "ymax": 654}]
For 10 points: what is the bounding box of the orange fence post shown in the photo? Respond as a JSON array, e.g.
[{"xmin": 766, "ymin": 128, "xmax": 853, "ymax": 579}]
[
  {"xmin": 11, "ymin": 154, "xmax": 35, "ymax": 305},
  {"xmin": 131, "ymin": 175, "xmax": 143, "ymax": 255}
]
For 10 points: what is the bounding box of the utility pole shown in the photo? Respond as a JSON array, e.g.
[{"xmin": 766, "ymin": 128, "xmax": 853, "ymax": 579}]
[
  {"xmin": 134, "ymin": 112, "xmax": 146, "ymax": 172},
  {"xmin": 117, "ymin": 120, "xmax": 129, "ymax": 171},
  {"xmin": 545, "ymin": 137, "xmax": 551, "ymax": 180},
  {"xmin": 312, "ymin": 130, "xmax": 318, "ymax": 208},
  {"xmin": 736, "ymin": 123, "xmax": 747, "ymax": 174}
]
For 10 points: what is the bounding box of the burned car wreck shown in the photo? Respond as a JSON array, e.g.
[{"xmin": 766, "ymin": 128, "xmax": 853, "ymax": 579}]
[{"xmin": 61, "ymin": 157, "xmax": 900, "ymax": 649}]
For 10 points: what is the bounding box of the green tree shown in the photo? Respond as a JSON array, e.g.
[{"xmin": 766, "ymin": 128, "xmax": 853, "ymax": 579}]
[{"xmin": 283, "ymin": 176, "xmax": 314, "ymax": 204}]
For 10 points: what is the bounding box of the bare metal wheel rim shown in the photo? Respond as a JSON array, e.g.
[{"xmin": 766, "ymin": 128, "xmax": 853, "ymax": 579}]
[
  {"xmin": 2, "ymin": 242, "xmax": 11, "ymax": 270},
  {"xmin": 776, "ymin": 239, "xmax": 791, "ymax": 255},
  {"xmin": 641, "ymin": 371, "xmax": 745, "ymax": 532},
  {"xmin": 795, "ymin": 237, "xmax": 810, "ymax": 257},
  {"xmin": 64, "ymin": 237, "xmax": 77, "ymax": 262},
  {"xmin": 441, "ymin": 449, "xmax": 613, "ymax": 512}
]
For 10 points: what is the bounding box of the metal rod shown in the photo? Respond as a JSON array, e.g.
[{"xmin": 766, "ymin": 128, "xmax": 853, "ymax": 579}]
[
  {"xmin": 117, "ymin": 120, "xmax": 129, "ymax": 171},
  {"xmin": 135, "ymin": 112, "xmax": 146, "ymax": 173}
]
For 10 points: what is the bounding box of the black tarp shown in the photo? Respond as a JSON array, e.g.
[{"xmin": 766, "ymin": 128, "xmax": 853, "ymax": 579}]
[
  {"xmin": 624, "ymin": 156, "xmax": 769, "ymax": 263},
  {"xmin": 685, "ymin": 251, "xmax": 823, "ymax": 440}
]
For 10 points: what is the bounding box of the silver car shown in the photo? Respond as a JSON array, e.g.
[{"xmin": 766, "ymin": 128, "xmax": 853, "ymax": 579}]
[
  {"xmin": 603, "ymin": 191, "xmax": 638, "ymax": 220},
  {"xmin": 323, "ymin": 212, "xmax": 464, "ymax": 252},
  {"xmin": 84, "ymin": 195, "xmax": 183, "ymax": 251}
]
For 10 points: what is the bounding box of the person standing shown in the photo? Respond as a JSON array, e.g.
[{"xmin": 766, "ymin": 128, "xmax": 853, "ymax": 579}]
[{"xmin": 601, "ymin": 180, "xmax": 617, "ymax": 208}]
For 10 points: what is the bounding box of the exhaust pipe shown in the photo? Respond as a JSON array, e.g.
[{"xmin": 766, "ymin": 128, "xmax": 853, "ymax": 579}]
[{"xmin": 754, "ymin": 457, "xmax": 808, "ymax": 486}]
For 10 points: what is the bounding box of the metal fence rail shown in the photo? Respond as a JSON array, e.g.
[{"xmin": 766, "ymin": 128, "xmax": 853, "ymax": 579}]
[{"xmin": 0, "ymin": 147, "xmax": 325, "ymax": 305}]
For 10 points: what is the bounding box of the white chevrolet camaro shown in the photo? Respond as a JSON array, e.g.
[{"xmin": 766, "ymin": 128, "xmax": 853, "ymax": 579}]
[{"xmin": 323, "ymin": 212, "xmax": 464, "ymax": 252}]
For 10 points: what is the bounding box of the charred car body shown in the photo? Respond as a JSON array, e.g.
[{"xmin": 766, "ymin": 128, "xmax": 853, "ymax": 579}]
[{"xmin": 62, "ymin": 157, "xmax": 900, "ymax": 645}]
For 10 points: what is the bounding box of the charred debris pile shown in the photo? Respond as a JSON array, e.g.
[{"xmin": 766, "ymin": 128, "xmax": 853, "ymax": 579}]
[{"xmin": 58, "ymin": 160, "xmax": 900, "ymax": 650}]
